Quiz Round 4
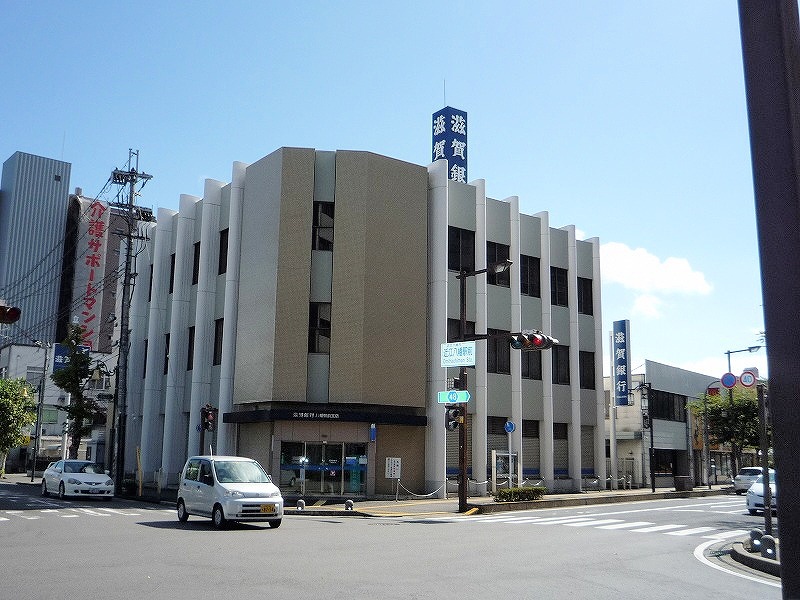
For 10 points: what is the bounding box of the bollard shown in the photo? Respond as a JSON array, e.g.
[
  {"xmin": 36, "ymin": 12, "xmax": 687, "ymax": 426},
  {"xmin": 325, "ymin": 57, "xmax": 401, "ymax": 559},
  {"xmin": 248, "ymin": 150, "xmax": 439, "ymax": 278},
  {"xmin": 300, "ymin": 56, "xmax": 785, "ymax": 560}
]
[
  {"xmin": 344, "ymin": 499, "xmax": 354, "ymax": 511},
  {"xmin": 760, "ymin": 535, "xmax": 777, "ymax": 560},
  {"xmin": 749, "ymin": 528, "xmax": 764, "ymax": 552},
  {"xmin": 296, "ymin": 499, "xmax": 305, "ymax": 511}
]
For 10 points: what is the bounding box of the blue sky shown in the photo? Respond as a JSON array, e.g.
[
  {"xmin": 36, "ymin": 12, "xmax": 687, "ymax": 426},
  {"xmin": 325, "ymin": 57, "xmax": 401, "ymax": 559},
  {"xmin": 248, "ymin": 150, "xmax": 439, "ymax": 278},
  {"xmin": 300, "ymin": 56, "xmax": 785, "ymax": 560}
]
[{"xmin": 0, "ymin": 1, "xmax": 767, "ymax": 380}]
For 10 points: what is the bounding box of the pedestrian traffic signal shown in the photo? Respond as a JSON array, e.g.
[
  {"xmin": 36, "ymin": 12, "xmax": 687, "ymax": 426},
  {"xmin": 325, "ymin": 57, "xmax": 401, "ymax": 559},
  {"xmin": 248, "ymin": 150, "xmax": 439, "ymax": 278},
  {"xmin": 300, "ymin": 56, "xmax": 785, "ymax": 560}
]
[
  {"xmin": 0, "ymin": 305, "xmax": 21, "ymax": 324},
  {"xmin": 201, "ymin": 404, "xmax": 217, "ymax": 431},
  {"xmin": 444, "ymin": 406, "xmax": 462, "ymax": 431},
  {"xmin": 642, "ymin": 413, "xmax": 651, "ymax": 429},
  {"xmin": 508, "ymin": 331, "xmax": 557, "ymax": 351}
]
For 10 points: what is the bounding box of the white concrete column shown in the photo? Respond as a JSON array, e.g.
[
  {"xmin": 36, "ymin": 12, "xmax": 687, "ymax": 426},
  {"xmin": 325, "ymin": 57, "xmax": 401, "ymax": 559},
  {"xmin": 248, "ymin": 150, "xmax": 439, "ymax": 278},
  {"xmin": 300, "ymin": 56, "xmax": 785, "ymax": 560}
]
[
  {"xmin": 590, "ymin": 237, "xmax": 606, "ymax": 484},
  {"xmin": 161, "ymin": 196, "xmax": 198, "ymax": 480},
  {"xmin": 564, "ymin": 225, "xmax": 582, "ymax": 491},
  {"xmin": 426, "ymin": 159, "xmax": 449, "ymax": 497},
  {"xmin": 187, "ymin": 180, "xmax": 223, "ymax": 457},
  {"xmin": 217, "ymin": 162, "xmax": 248, "ymax": 456},
  {"xmin": 509, "ymin": 196, "xmax": 523, "ymax": 485},
  {"xmin": 124, "ymin": 222, "xmax": 155, "ymax": 472},
  {"xmin": 473, "ymin": 179, "xmax": 488, "ymax": 493},
  {"xmin": 536, "ymin": 211, "xmax": 555, "ymax": 487},
  {"xmin": 140, "ymin": 208, "xmax": 177, "ymax": 476}
]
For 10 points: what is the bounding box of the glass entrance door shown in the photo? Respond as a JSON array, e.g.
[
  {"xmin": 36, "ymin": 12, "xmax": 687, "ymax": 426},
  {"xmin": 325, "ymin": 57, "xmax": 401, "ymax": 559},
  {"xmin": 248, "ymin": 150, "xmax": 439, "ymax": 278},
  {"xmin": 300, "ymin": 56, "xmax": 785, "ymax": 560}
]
[{"xmin": 279, "ymin": 441, "xmax": 368, "ymax": 496}]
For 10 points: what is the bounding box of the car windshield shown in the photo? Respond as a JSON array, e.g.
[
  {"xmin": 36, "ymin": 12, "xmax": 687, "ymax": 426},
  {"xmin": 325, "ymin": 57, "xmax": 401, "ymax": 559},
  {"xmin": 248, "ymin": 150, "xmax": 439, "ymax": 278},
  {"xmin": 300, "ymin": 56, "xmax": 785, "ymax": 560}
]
[
  {"xmin": 64, "ymin": 462, "xmax": 105, "ymax": 474},
  {"xmin": 757, "ymin": 473, "xmax": 776, "ymax": 484},
  {"xmin": 214, "ymin": 460, "xmax": 271, "ymax": 484}
]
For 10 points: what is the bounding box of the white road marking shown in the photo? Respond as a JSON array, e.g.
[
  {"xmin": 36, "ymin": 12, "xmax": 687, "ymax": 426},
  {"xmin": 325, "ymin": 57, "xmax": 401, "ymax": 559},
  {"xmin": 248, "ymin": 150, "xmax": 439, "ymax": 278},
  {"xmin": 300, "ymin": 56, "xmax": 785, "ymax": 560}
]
[
  {"xmin": 564, "ymin": 519, "xmax": 625, "ymax": 527},
  {"xmin": 666, "ymin": 526, "xmax": 718, "ymax": 536},
  {"xmin": 596, "ymin": 521, "xmax": 655, "ymax": 530},
  {"xmin": 630, "ymin": 524, "xmax": 686, "ymax": 533}
]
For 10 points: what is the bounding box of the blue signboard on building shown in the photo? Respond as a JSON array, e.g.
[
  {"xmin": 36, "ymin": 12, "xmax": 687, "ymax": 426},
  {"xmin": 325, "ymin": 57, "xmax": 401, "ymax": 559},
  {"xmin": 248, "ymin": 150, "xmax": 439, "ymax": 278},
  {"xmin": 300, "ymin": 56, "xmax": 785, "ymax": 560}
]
[
  {"xmin": 612, "ymin": 320, "xmax": 631, "ymax": 406},
  {"xmin": 53, "ymin": 342, "xmax": 90, "ymax": 372},
  {"xmin": 432, "ymin": 106, "xmax": 468, "ymax": 183}
]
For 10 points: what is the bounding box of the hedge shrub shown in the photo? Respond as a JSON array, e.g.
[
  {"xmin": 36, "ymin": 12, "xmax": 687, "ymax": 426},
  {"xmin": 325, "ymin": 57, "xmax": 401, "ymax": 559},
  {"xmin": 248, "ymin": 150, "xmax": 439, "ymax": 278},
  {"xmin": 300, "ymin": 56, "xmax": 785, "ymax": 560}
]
[{"xmin": 494, "ymin": 486, "xmax": 547, "ymax": 502}]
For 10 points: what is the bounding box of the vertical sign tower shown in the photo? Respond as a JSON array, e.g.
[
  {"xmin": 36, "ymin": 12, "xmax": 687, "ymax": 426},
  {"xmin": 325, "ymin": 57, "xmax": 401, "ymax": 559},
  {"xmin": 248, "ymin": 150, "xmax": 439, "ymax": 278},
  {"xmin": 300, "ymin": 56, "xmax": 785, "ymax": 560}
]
[
  {"xmin": 612, "ymin": 320, "xmax": 631, "ymax": 406},
  {"xmin": 432, "ymin": 106, "xmax": 468, "ymax": 182}
]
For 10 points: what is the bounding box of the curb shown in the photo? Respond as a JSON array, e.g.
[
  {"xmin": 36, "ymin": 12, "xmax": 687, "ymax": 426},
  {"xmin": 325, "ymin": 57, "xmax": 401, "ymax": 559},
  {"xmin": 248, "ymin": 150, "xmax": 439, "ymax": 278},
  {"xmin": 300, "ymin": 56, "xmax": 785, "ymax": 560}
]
[{"xmin": 730, "ymin": 542, "xmax": 781, "ymax": 577}]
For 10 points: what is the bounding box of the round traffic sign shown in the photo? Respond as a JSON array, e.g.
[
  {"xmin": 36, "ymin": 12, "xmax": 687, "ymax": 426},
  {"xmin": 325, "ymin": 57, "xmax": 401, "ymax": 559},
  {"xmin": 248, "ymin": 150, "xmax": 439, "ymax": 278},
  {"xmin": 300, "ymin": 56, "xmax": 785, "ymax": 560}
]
[
  {"xmin": 448, "ymin": 390, "xmax": 458, "ymax": 402},
  {"xmin": 740, "ymin": 370, "xmax": 756, "ymax": 387},
  {"xmin": 504, "ymin": 421, "xmax": 515, "ymax": 433},
  {"xmin": 720, "ymin": 372, "xmax": 737, "ymax": 389}
]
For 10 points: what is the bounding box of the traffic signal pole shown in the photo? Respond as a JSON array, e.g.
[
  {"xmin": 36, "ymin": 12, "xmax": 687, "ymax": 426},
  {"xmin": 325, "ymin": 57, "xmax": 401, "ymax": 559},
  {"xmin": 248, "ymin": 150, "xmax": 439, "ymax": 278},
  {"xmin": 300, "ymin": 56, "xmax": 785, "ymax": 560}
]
[{"xmin": 458, "ymin": 272, "xmax": 468, "ymax": 514}]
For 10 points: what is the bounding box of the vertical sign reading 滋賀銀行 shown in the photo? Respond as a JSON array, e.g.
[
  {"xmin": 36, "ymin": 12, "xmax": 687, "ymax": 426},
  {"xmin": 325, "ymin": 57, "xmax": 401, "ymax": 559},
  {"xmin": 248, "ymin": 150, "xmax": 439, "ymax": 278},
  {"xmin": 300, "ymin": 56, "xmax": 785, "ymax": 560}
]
[
  {"xmin": 612, "ymin": 320, "xmax": 631, "ymax": 406},
  {"xmin": 432, "ymin": 106, "xmax": 467, "ymax": 183}
]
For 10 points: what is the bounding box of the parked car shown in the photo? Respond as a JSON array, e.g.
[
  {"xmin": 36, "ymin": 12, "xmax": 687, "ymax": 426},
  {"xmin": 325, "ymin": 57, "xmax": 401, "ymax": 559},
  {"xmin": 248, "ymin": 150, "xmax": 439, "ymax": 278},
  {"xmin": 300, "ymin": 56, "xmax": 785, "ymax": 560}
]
[
  {"xmin": 41, "ymin": 460, "xmax": 114, "ymax": 500},
  {"xmin": 177, "ymin": 455, "xmax": 283, "ymax": 529},
  {"xmin": 746, "ymin": 472, "xmax": 777, "ymax": 515},
  {"xmin": 734, "ymin": 467, "xmax": 772, "ymax": 494}
]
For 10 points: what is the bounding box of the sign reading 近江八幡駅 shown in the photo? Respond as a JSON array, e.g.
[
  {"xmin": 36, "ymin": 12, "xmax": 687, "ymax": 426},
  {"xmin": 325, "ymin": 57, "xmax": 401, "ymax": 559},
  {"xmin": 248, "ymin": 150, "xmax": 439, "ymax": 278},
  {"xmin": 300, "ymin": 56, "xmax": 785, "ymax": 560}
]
[
  {"xmin": 432, "ymin": 106, "xmax": 467, "ymax": 183},
  {"xmin": 612, "ymin": 320, "xmax": 631, "ymax": 406},
  {"xmin": 441, "ymin": 341, "xmax": 476, "ymax": 368}
]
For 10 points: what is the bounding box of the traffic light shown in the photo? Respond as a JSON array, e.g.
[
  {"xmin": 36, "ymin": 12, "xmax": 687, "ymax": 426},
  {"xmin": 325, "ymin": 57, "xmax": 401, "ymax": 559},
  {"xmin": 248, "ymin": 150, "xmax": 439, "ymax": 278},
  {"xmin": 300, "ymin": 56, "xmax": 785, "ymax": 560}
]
[
  {"xmin": 0, "ymin": 305, "xmax": 21, "ymax": 324},
  {"xmin": 642, "ymin": 413, "xmax": 651, "ymax": 429},
  {"xmin": 444, "ymin": 406, "xmax": 462, "ymax": 431},
  {"xmin": 508, "ymin": 330, "xmax": 558, "ymax": 351},
  {"xmin": 201, "ymin": 404, "xmax": 217, "ymax": 431}
]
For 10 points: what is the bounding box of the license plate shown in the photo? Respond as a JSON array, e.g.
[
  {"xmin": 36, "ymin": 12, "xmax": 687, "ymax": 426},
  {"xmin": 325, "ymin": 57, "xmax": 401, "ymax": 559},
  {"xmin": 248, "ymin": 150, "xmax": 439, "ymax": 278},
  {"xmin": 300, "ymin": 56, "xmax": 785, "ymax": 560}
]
[
  {"xmin": 260, "ymin": 504, "xmax": 275, "ymax": 514},
  {"xmin": 89, "ymin": 489, "xmax": 101, "ymax": 494}
]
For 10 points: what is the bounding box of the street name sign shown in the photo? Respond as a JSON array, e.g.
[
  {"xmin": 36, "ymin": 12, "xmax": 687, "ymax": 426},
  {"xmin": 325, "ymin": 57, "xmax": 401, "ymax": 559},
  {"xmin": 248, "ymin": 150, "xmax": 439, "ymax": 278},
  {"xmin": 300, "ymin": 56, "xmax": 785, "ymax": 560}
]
[{"xmin": 441, "ymin": 341, "xmax": 476, "ymax": 368}]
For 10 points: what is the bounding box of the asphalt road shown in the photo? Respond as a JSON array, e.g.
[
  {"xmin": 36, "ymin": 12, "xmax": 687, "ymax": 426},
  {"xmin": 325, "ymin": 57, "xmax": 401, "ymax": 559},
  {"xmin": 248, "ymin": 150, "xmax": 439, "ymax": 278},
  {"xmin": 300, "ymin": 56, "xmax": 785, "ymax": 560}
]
[{"xmin": 0, "ymin": 481, "xmax": 781, "ymax": 600}]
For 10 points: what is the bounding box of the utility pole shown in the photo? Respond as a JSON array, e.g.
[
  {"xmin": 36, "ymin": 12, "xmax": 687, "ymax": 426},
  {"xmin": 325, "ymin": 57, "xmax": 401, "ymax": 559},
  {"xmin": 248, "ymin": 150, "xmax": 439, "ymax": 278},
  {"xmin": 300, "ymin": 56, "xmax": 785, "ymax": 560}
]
[{"xmin": 109, "ymin": 150, "xmax": 152, "ymax": 491}]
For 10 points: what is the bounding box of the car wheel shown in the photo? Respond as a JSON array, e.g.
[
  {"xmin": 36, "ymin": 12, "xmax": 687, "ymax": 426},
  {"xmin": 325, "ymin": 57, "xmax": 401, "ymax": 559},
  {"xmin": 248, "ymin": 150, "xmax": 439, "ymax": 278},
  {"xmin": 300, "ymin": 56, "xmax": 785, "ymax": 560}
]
[
  {"xmin": 212, "ymin": 504, "xmax": 226, "ymax": 529},
  {"xmin": 177, "ymin": 499, "xmax": 189, "ymax": 522},
  {"xmin": 268, "ymin": 519, "xmax": 282, "ymax": 529},
  {"xmin": 58, "ymin": 482, "xmax": 66, "ymax": 500},
  {"xmin": 748, "ymin": 509, "xmax": 758, "ymax": 515},
  {"xmin": 41, "ymin": 480, "xmax": 48, "ymax": 497}
]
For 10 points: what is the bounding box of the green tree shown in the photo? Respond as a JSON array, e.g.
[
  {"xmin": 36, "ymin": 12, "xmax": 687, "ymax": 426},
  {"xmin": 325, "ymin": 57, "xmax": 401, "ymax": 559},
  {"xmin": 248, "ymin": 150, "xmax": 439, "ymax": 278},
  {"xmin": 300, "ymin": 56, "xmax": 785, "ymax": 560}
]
[
  {"xmin": 0, "ymin": 378, "xmax": 37, "ymax": 476},
  {"xmin": 50, "ymin": 325, "xmax": 103, "ymax": 460},
  {"xmin": 688, "ymin": 386, "xmax": 764, "ymax": 474}
]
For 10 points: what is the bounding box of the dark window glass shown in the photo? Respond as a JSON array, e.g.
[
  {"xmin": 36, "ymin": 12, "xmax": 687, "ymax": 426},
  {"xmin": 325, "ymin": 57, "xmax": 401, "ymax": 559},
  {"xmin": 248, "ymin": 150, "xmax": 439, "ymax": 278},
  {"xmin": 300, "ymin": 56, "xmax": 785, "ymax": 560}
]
[
  {"xmin": 486, "ymin": 242, "xmax": 510, "ymax": 287},
  {"xmin": 142, "ymin": 339, "xmax": 148, "ymax": 379},
  {"xmin": 552, "ymin": 344, "xmax": 570, "ymax": 385},
  {"xmin": 313, "ymin": 202, "xmax": 335, "ymax": 251},
  {"xmin": 520, "ymin": 254, "xmax": 540, "ymax": 298},
  {"xmin": 192, "ymin": 242, "xmax": 200, "ymax": 285},
  {"xmin": 308, "ymin": 303, "xmax": 331, "ymax": 354},
  {"xmin": 448, "ymin": 227, "xmax": 475, "ymax": 273},
  {"xmin": 487, "ymin": 328, "xmax": 510, "ymax": 374},
  {"xmin": 551, "ymin": 267, "xmax": 568, "ymax": 306},
  {"xmin": 579, "ymin": 351, "xmax": 595, "ymax": 389},
  {"xmin": 487, "ymin": 416, "xmax": 507, "ymax": 435},
  {"xmin": 168, "ymin": 254, "xmax": 176, "ymax": 294},
  {"xmin": 522, "ymin": 420, "xmax": 540, "ymax": 438},
  {"xmin": 553, "ymin": 423, "xmax": 568, "ymax": 440},
  {"xmin": 213, "ymin": 318, "xmax": 224, "ymax": 365},
  {"xmin": 578, "ymin": 277, "xmax": 593, "ymax": 315},
  {"xmin": 148, "ymin": 265, "xmax": 153, "ymax": 302},
  {"xmin": 522, "ymin": 350, "xmax": 542, "ymax": 380},
  {"xmin": 218, "ymin": 228, "xmax": 229, "ymax": 275},
  {"xmin": 187, "ymin": 326, "xmax": 195, "ymax": 371},
  {"xmin": 163, "ymin": 333, "xmax": 170, "ymax": 375},
  {"xmin": 447, "ymin": 318, "xmax": 475, "ymax": 343},
  {"xmin": 650, "ymin": 389, "xmax": 687, "ymax": 422}
]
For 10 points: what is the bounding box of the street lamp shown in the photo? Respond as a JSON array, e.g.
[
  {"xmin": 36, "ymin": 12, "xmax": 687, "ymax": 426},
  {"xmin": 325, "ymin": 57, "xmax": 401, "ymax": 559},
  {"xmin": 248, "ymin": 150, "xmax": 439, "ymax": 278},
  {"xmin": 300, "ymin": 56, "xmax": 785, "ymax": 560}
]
[
  {"xmin": 454, "ymin": 258, "xmax": 512, "ymax": 513},
  {"xmin": 633, "ymin": 382, "xmax": 655, "ymax": 493},
  {"xmin": 724, "ymin": 346, "xmax": 762, "ymax": 475},
  {"xmin": 702, "ymin": 381, "xmax": 721, "ymax": 491},
  {"xmin": 30, "ymin": 340, "xmax": 50, "ymax": 482}
]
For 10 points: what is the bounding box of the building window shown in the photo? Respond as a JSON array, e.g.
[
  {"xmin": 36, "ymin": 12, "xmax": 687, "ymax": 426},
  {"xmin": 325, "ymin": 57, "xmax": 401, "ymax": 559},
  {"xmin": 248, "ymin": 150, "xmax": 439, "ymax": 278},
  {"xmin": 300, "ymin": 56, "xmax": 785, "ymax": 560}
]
[
  {"xmin": 313, "ymin": 201, "xmax": 335, "ymax": 251},
  {"xmin": 448, "ymin": 226, "xmax": 475, "ymax": 273},
  {"xmin": 192, "ymin": 242, "xmax": 200, "ymax": 285},
  {"xmin": 213, "ymin": 318, "xmax": 224, "ymax": 365},
  {"xmin": 520, "ymin": 254, "xmax": 540, "ymax": 298},
  {"xmin": 447, "ymin": 318, "xmax": 475, "ymax": 344},
  {"xmin": 168, "ymin": 253, "xmax": 176, "ymax": 294},
  {"xmin": 163, "ymin": 333, "xmax": 170, "ymax": 375},
  {"xmin": 553, "ymin": 422, "xmax": 568, "ymax": 440},
  {"xmin": 487, "ymin": 328, "xmax": 510, "ymax": 374},
  {"xmin": 148, "ymin": 265, "xmax": 153, "ymax": 302},
  {"xmin": 579, "ymin": 351, "xmax": 595, "ymax": 389},
  {"xmin": 218, "ymin": 228, "xmax": 229, "ymax": 275},
  {"xmin": 522, "ymin": 350, "xmax": 542, "ymax": 380},
  {"xmin": 187, "ymin": 326, "xmax": 195, "ymax": 371},
  {"xmin": 551, "ymin": 267, "xmax": 568, "ymax": 306},
  {"xmin": 308, "ymin": 303, "xmax": 331, "ymax": 354},
  {"xmin": 577, "ymin": 277, "xmax": 593, "ymax": 315},
  {"xmin": 488, "ymin": 416, "xmax": 507, "ymax": 435},
  {"xmin": 650, "ymin": 389, "xmax": 687, "ymax": 422},
  {"xmin": 142, "ymin": 340, "xmax": 148, "ymax": 378},
  {"xmin": 486, "ymin": 241, "xmax": 510, "ymax": 287},
  {"xmin": 42, "ymin": 408, "xmax": 60, "ymax": 424},
  {"xmin": 522, "ymin": 420, "xmax": 540, "ymax": 438},
  {"xmin": 552, "ymin": 344, "xmax": 570, "ymax": 385}
]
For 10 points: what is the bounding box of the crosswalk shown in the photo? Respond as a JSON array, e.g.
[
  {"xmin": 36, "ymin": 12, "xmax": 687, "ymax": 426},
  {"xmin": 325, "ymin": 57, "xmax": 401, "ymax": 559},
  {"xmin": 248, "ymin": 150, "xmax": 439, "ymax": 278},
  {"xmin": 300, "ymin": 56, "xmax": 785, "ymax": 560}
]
[
  {"xmin": 0, "ymin": 505, "xmax": 175, "ymax": 522},
  {"xmin": 417, "ymin": 499, "xmax": 752, "ymax": 541}
]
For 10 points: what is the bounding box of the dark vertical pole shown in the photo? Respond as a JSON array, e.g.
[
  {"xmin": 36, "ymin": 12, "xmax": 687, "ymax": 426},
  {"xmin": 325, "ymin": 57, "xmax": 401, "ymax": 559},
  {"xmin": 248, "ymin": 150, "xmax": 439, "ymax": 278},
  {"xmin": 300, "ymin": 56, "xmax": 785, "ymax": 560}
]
[
  {"xmin": 650, "ymin": 422, "xmax": 655, "ymax": 493},
  {"xmin": 738, "ymin": 2, "xmax": 800, "ymax": 595},
  {"xmin": 458, "ymin": 271, "xmax": 468, "ymax": 513},
  {"xmin": 757, "ymin": 384, "xmax": 772, "ymax": 536}
]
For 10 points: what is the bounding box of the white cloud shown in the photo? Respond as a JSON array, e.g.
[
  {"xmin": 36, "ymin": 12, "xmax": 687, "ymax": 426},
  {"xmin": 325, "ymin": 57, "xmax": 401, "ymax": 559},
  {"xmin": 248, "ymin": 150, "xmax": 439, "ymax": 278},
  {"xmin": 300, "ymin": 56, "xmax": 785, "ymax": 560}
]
[
  {"xmin": 632, "ymin": 294, "xmax": 663, "ymax": 318},
  {"xmin": 575, "ymin": 228, "xmax": 587, "ymax": 241},
  {"xmin": 600, "ymin": 242, "xmax": 713, "ymax": 295}
]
